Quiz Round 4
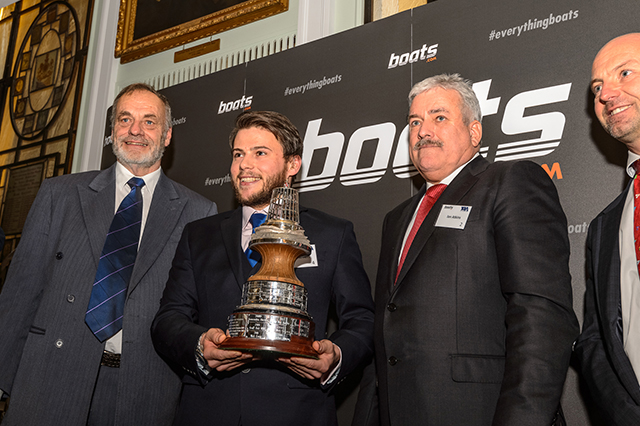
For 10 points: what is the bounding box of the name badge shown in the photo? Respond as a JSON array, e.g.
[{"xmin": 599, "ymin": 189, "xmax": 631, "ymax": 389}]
[
  {"xmin": 295, "ymin": 244, "xmax": 318, "ymax": 268},
  {"xmin": 435, "ymin": 205, "xmax": 472, "ymax": 230}
]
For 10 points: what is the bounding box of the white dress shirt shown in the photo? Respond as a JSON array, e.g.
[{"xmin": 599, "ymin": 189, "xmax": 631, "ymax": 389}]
[{"xmin": 619, "ymin": 150, "xmax": 640, "ymax": 385}]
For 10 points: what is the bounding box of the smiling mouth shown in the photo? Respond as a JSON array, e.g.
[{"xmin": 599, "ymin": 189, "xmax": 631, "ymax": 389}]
[
  {"xmin": 240, "ymin": 176, "xmax": 261, "ymax": 183},
  {"xmin": 609, "ymin": 105, "xmax": 631, "ymax": 117},
  {"xmin": 124, "ymin": 141, "xmax": 148, "ymax": 147}
]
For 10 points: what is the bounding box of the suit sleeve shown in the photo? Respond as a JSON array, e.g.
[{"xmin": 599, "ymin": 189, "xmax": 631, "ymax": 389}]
[
  {"xmin": 574, "ymin": 223, "xmax": 640, "ymax": 424},
  {"xmin": 0, "ymin": 179, "xmax": 53, "ymax": 395},
  {"xmin": 151, "ymin": 222, "xmax": 209, "ymax": 383},
  {"xmin": 325, "ymin": 220, "xmax": 375, "ymax": 386},
  {"xmin": 491, "ymin": 161, "xmax": 579, "ymax": 425}
]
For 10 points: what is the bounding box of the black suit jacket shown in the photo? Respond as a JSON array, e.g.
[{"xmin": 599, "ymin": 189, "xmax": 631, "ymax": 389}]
[
  {"xmin": 574, "ymin": 180, "xmax": 640, "ymax": 425},
  {"xmin": 151, "ymin": 206, "xmax": 375, "ymax": 426},
  {"xmin": 355, "ymin": 157, "xmax": 578, "ymax": 426}
]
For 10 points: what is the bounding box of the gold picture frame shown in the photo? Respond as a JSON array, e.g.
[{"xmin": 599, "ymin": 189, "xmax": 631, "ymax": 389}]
[{"xmin": 115, "ymin": 0, "xmax": 289, "ymax": 63}]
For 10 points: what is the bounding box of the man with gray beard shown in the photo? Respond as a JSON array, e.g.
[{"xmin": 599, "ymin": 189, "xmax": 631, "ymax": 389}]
[
  {"xmin": 0, "ymin": 83, "xmax": 217, "ymax": 425},
  {"xmin": 354, "ymin": 73, "xmax": 578, "ymax": 426}
]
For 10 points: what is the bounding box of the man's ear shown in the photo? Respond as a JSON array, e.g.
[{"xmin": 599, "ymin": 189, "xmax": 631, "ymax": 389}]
[
  {"xmin": 164, "ymin": 127, "xmax": 173, "ymax": 148},
  {"xmin": 287, "ymin": 155, "xmax": 302, "ymax": 178},
  {"xmin": 469, "ymin": 120, "xmax": 482, "ymax": 148}
]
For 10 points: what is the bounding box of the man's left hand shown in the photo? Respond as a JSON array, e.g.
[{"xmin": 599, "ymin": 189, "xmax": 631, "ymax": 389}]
[{"xmin": 278, "ymin": 339, "xmax": 341, "ymax": 381}]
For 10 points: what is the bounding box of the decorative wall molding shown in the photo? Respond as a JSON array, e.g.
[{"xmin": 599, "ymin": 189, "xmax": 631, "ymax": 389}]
[{"xmin": 119, "ymin": 33, "xmax": 296, "ymax": 91}]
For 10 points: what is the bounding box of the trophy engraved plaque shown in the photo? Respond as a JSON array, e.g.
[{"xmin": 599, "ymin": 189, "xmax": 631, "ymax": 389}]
[{"xmin": 219, "ymin": 186, "xmax": 319, "ymax": 358}]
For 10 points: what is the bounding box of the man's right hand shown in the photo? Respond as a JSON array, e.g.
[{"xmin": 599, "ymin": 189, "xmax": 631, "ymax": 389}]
[{"xmin": 201, "ymin": 328, "xmax": 254, "ymax": 371}]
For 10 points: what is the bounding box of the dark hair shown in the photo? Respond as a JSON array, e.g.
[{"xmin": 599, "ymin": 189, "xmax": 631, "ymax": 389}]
[
  {"xmin": 110, "ymin": 83, "xmax": 172, "ymax": 133},
  {"xmin": 228, "ymin": 110, "xmax": 303, "ymax": 159}
]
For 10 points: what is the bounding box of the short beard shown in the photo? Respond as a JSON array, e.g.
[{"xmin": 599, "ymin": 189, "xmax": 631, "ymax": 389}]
[
  {"xmin": 233, "ymin": 167, "xmax": 289, "ymax": 208},
  {"xmin": 112, "ymin": 130, "xmax": 167, "ymax": 169},
  {"xmin": 605, "ymin": 119, "xmax": 640, "ymax": 143},
  {"xmin": 413, "ymin": 137, "xmax": 443, "ymax": 150}
]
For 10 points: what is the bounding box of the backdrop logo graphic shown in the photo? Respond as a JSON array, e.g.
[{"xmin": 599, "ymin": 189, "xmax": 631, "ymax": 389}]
[
  {"xmin": 218, "ymin": 95, "xmax": 253, "ymax": 114},
  {"xmin": 388, "ymin": 43, "xmax": 438, "ymax": 69},
  {"xmin": 488, "ymin": 10, "xmax": 579, "ymax": 41},
  {"xmin": 474, "ymin": 80, "xmax": 572, "ymax": 161},
  {"xmin": 295, "ymin": 119, "xmax": 416, "ymax": 192},
  {"xmin": 294, "ymin": 80, "xmax": 573, "ymax": 193},
  {"xmin": 172, "ymin": 116, "xmax": 187, "ymax": 126},
  {"xmin": 205, "ymin": 173, "xmax": 231, "ymax": 186},
  {"xmin": 284, "ymin": 75, "xmax": 343, "ymax": 96}
]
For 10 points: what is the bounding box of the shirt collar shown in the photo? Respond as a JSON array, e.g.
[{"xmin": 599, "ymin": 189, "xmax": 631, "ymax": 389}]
[
  {"xmin": 426, "ymin": 152, "xmax": 479, "ymax": 189},
  {"xmin": 626, "ymin": 150, "xmax": 640, "ymax": 178},
  {"xmin": 115, "ymin": 161, "xmax": 162, "ymax": 195},
  {"xmin": 242, "ymin": 205, "xmax": 269, "ymax": 230}
]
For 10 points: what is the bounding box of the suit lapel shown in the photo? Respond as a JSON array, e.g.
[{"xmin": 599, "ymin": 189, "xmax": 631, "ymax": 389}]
[
  {"xmin": 595, "ymin": 182, "xmax": 640, "ymax": 403},
  {"xmin": 383, "ymin": 190, "xmax": 423, "ymax": 296},
  {"xmin": 128, "ymin": 172, "xmax": 184, "ymax": 295},
  {"xmin": 394, "ymin": 157, "xmax": 486, "ymax": 289},
  {"xmin": 221, "ymin": 207, "xmax": 249, "ymax": 289},
  {"xmin": 596, "ymin": 190, "xmax": 625, "ymax": 342},
  {"xmin": 78, "ymin": 165, "xmax": 116, "ymax": 269}
]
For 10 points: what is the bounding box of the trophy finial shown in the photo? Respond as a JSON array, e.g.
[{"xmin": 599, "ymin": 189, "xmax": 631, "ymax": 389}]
[{"xmin": 266, "ymin": 186, "xmax": 300, "ymax": 224}]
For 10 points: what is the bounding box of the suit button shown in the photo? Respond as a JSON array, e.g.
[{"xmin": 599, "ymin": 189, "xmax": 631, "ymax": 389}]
[
  {"xmin": 56, "ymin": 252, "xmax": 63, "ymax": 260},
  {"xmin": 387, "ymin": 303, "xmax": 397, "ymax": 312},
  {"xmin": 388, "ymin": 356, "xmax": 398, "ymax": 366},
  {"xmin": 55, "ymin": 339, "xmax": 63, "ymax": 348},
  {"xmin": 67, "ymin": 294, "xmax": 75, "ymax": 303},
  {"xmin": 242, "ymin": 368, "xmax": 251, "ymax": 374}
]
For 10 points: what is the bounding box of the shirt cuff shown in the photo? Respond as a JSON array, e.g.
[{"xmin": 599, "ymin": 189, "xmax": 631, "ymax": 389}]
[
  {"xmin": 320, "ymin": 344, "xmax": 342, "ymax": 385},
  {"xmin": 195, "ymin": 333, "xmax": 213, "ymax": 377}
]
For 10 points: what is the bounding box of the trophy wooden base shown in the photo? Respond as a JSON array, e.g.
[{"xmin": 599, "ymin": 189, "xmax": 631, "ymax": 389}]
[{"xmin": 220, "ymin": 335, "xmax": 319, "ymax": 359}]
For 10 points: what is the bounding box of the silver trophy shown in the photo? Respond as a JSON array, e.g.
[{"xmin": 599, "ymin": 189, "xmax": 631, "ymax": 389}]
[{"xmin": 220, "ymin": 186, "xmax": 318, "ymax": 358}]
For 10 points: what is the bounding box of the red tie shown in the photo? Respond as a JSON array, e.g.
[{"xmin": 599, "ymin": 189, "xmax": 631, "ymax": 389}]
[
  {"xmin": 633, "ymin": 161, "xmax": 640, "ymax": 277},
  {"xmin": 395, "ymin": 183, "xmax": 447, "ymax": 283}
]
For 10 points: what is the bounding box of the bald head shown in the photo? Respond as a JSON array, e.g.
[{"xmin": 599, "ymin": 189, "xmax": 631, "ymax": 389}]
[{"xmin": 591, "ymin": 33, "xmax": 640, "ymax": 151}]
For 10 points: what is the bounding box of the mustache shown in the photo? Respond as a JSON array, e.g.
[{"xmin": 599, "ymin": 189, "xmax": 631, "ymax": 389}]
[{"xmin": 413, "ymin": 138, "xmax": 443, "ymax": 150}]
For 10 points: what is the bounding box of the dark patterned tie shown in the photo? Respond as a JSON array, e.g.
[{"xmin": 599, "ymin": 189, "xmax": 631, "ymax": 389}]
[
  {"xmin": 86, "ymin": 177, "xmax": 145, "ymax": 342},
  {"xmin": 245, "ymin": 212, "xmax": 267, "ymax": 267}
]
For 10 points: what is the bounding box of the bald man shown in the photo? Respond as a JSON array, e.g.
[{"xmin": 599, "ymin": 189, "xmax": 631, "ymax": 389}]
[{"xmin": 574, "ymin": 33, "xmax": 640, "ymax": 425}]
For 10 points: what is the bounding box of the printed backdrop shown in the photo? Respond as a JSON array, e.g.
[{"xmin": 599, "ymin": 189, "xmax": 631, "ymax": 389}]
[{"xmin": 103, "ymin": 0, "xmax": 639, "ymax": 423}]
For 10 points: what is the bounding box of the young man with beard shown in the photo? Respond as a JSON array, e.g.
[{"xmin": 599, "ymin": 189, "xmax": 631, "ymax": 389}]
[
  {"xmin": 0, "ymin": 83, "xmax": 217, "ymax": 425},
  {"xmin": 151, "ymin": 110, "xmax": 374, "ymax": 426}
]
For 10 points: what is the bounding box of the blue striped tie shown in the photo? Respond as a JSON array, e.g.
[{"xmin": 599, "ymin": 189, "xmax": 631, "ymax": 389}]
[
  {"xmin": 245, "ymin": 212, "xmax": 267, "ymax": 267},
  {"xmin": 86, "ymin": 177, "xmax": 145, "ymax": 342}
]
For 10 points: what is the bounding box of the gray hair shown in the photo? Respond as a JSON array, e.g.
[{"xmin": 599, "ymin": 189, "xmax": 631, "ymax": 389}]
[{"xmin": 408, "ymin": 74, "xmax": 482, "ymax": 125}]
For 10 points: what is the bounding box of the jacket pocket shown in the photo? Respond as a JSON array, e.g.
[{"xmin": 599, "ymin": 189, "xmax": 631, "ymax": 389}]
[
  {"xmin": 29, "ymin": 325, "xmax": 46, "ymax": 335},
  {"xmin": 450, "ymin": 354, "xmax": 505, "ymax": 384}
]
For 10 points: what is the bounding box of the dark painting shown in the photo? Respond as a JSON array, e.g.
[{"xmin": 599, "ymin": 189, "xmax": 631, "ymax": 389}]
[{"xmin": 133, "ymin": 0, "xmax": 249, "ymax": 40}]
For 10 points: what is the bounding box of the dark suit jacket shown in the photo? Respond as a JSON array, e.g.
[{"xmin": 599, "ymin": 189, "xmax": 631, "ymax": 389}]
[
  {"xmin": 574, "ymin": 180, "xmax": 640, "ymax": 425},
  {"xmin": 0, "ymin": 164, "xmax": 217, "ymax": 426},
  {"xmin": 355, "ymin": 157, "xmax": 578, "ymax": 426},
  {"xmin": 151, "ymin": 206, "xmax": 375, "ymax": 426}
]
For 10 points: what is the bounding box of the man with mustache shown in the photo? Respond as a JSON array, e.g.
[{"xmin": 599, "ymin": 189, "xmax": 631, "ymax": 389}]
[
  {"xmin": 354, "ymin": 74, "xmax": 578, "ymax": 426},
  {"xmin": 151, "ymin": 110, "xmax": 374, "ymax": 426},
  {"xmin": 0, "ymin": 83, "xmax": 217, "ymax": 426},
  {"xmin": 574, "ymin": 33, "xmax": 640, "ymax": 425}
]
